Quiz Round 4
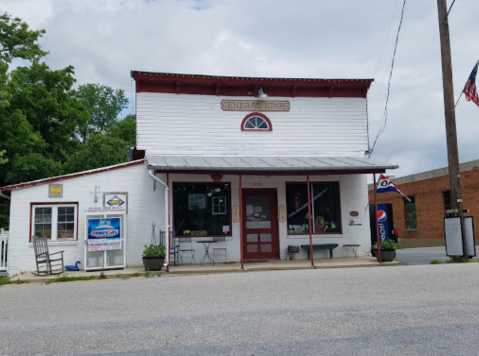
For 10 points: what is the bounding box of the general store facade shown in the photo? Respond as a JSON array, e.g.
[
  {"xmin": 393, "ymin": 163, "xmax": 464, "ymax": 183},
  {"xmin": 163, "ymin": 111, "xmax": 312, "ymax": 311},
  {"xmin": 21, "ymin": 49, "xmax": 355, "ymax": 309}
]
[{"xmin": 0, "ymin": 72, "xmax": 397, "ymax": 276}]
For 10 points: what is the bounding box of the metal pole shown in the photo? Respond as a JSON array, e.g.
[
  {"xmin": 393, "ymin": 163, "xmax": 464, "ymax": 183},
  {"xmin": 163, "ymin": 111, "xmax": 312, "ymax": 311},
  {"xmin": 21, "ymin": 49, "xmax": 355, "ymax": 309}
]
[
  {"xmin": 374, "ymin": 174, "xmax": 382, "ymax": 264},
  {"xmin": 436, "ymin": 0, "xmax": 466, "ymax": 256},
  {"xmin": 166, "ymin": 173, "xmax": 171, "ymax": 272},
  {"xmin": 239, "ymin": 175, "xmax": 244, "ymax": 270},
  {"xmin": 307, "ymin": 175, "xmax": 314, "ymax": 267},
  {"xmin": 311, "ymin": 183, "xmax": 315, "ymax": 234}
]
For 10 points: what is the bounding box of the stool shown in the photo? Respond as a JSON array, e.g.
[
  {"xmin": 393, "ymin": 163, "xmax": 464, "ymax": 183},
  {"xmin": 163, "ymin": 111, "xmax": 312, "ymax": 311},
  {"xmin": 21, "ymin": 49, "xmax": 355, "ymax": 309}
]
[
  {"xmin": 286, "ymin": 252, "xmax": 296, "ymax": 261},
  {"xmin": 343, "ymin": 244, "xmax": 360, "ymax": 258}
]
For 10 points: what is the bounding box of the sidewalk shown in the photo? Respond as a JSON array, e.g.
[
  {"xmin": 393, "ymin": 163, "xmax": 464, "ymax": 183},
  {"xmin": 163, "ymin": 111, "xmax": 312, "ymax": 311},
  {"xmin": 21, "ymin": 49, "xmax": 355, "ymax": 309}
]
[{"xmin": 11, "ymin": 256, "xmax": 392, "ymax": 283}]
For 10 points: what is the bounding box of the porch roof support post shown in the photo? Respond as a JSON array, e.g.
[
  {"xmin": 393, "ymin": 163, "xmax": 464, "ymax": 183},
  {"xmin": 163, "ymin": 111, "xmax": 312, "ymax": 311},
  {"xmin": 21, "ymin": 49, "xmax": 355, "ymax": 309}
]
[
  {"xmin": 166, "ymin": 173, "xmax": 171, "ymax": 271},
  {"xmin": 373, "ymin": 173, "xmax": 381, "ymax": 264},
  {"xmin": 147, "ymin": 169, "xmax": 170, "ymax": 269},
  {"xmin": 307, "ymin": 175, "xmax": 314, "ymax": 267},
  {"xmin": 239, "ymin": 174, "xmax": 244, "ymax": 270}
]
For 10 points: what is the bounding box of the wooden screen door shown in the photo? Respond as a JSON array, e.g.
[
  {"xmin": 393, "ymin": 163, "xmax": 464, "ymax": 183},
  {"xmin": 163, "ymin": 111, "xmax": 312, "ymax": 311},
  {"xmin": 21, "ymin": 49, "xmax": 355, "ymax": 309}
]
[{"xmin": 242, "ymin": 189, "xmax": 279, "ymax": 260}]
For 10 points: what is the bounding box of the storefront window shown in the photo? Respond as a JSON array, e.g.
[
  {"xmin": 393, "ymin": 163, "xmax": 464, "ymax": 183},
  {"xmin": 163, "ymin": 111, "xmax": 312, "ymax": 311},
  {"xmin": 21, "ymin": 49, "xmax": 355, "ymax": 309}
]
[
  {"xmin": 286, "ymin": 182, "xmax": 341, "ymax": 235},
  {"xmin": 173, "ymin": 183, "xmax": 232, "ymax": 237},
  {"xmin": 31, "ymin": 204, "xmax": 78, "ymax": 241}
]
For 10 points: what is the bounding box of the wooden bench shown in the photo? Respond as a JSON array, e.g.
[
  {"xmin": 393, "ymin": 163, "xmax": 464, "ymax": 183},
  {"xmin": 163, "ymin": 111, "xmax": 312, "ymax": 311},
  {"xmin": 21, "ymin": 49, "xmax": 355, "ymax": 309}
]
[{"xmin": 300, "ymin": 243, "xmax": 339, "ymax": 259}]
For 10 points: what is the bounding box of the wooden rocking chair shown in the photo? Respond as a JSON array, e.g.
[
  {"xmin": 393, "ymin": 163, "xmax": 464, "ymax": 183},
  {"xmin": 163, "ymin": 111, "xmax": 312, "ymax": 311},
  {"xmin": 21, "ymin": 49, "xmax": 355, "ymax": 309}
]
[{"xmin": 32, "ymin": 236, "xmax": 65, "ymax": 275}]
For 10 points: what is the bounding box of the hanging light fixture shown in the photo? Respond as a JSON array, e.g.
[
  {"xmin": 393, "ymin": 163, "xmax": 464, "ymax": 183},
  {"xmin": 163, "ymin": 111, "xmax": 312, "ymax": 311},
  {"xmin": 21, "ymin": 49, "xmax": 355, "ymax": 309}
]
[{"xmin": 257, "ymin": 87, "xmax": 268, "ymax": 99}]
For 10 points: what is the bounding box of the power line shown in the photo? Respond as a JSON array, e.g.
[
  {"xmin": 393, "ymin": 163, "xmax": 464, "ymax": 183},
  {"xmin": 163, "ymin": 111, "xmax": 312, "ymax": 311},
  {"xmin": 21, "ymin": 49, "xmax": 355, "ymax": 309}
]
[{"xmin": 369, "ymin": 0, "xmax": 408, "ymax": 158}]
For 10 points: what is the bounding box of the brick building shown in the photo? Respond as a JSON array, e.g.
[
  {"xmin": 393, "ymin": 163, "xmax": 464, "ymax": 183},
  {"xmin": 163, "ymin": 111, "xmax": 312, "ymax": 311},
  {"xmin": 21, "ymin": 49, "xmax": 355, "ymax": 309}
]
[{"xmin": 368, "ymin": 159, "xmax": 479, "ymax": 247}]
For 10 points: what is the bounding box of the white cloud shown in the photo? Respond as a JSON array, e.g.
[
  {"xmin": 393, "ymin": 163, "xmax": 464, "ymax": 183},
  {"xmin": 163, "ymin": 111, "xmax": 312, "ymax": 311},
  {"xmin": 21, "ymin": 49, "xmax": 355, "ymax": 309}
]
[{"xmin": 1, "ymin": 0, "xmax": 478, "ymax": 178}]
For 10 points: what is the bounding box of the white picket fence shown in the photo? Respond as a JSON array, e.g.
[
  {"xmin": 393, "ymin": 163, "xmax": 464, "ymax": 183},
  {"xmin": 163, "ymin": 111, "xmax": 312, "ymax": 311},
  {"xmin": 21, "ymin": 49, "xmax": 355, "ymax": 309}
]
[{"xmin": 0, "ymin": 228, "xmax": 8, "ymax": 271}]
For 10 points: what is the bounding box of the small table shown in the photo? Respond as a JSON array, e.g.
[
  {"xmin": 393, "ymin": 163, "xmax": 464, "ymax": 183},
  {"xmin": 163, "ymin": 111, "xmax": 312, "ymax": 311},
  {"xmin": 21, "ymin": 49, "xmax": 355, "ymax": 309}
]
[
  {"xmin": 343, "ymin": 244, "xmax": 360, "ymax": 258},
  {"xmin": 196, "ymin": 240, "xmax": 216, "ymax": 265}
]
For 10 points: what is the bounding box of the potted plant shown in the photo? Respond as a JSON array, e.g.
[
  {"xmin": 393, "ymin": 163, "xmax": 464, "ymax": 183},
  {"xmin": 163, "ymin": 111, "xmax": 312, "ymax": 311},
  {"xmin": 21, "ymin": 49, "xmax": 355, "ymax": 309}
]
[
  {"xmin": 142, "ymin": 243, "xmax": 166, "ymax": 271},
  {"xmin": 372, "ymin": 240, "xmax": 396, "ymax": 262}
]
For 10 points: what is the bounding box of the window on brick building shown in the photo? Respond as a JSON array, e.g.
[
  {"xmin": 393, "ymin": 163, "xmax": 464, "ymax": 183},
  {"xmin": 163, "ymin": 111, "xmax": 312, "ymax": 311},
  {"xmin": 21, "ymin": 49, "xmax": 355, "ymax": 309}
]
[
  {"xmin": 443, "ymin": 191, "xmax": 451, "ymax": 211},
  {"xmin": 404, "ymin": 196, "xmax": 417, "ymax": 230}
]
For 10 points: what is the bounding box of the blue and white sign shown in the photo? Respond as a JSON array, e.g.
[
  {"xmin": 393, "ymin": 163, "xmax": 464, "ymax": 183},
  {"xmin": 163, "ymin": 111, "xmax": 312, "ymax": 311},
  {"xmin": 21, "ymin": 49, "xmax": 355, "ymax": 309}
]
[
  {"xmin": 87, "ymin": 218, "xmax": 121, "ymax": 251},
  {"xmin": 377, "ymin": 204, "xmax": 389, "ymax": 242},
  {"xmin": 106, "ymin": 195, "xmax": 125, "ymax": 207}
]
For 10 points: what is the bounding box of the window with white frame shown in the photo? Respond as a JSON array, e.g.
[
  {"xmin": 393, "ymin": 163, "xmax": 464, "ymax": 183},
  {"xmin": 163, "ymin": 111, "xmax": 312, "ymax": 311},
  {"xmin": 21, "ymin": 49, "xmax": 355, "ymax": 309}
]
[
  {"xmin": 212, "ymin": 196, "xmax": 227, "ymax": 215},
  {"xmin": 241, "ymin": 113, "xmax": 272, "ymax": 131},
  {"xmin": 32, "ymin": 204, "xmax": 78, "ymax": 241}
]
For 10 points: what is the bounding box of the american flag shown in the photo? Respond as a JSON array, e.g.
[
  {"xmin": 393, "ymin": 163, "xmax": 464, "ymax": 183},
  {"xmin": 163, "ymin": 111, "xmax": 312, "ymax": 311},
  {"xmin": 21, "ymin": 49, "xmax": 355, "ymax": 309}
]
[{"xmin": 463, "ymin": 62, "xmax": 479, "ymax": 108}]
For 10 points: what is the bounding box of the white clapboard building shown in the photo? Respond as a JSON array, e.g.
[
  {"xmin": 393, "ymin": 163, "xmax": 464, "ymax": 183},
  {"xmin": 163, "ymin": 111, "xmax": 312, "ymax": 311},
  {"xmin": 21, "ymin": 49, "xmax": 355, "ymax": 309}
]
[{"xmin": 0, "ymin": 72, "xmax": 397, "ymax": 276}]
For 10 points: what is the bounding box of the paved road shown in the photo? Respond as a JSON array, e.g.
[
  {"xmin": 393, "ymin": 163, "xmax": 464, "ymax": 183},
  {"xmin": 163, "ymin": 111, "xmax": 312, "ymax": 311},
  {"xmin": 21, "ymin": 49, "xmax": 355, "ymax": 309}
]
[
  {"xmin": 396, "ymin": 246, "xmax": 479, "ymax": 265},
  {"xmin": 1, "ymin": 264, "xmax": 479, "ymax": 356}
]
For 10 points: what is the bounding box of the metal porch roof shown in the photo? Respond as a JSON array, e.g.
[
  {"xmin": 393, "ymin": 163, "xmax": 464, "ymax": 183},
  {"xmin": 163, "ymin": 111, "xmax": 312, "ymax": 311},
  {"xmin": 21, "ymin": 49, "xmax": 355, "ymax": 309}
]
[{"xmin": 146, "ymin": 155, "xmax": 398, "ymax": 172}]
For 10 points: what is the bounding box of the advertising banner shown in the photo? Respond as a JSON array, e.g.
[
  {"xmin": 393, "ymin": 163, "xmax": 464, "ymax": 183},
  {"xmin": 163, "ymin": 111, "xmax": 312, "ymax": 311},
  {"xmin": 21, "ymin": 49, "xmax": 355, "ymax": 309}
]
[
  {"xmin": 87, "ymin": 218, "xmax": 121, "ymax": 251},
  {"xmin": 377, "ymin": 204, "xmax": 389, "ymax": 242}
]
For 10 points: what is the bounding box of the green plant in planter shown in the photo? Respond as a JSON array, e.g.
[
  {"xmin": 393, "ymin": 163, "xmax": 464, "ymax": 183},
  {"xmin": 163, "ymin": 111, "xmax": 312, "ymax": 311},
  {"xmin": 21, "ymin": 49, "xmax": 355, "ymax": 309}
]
[
  {"xmin": 372, "ymin": 240, "xmax": 396, "ymax": 262},
  {"xmin": 142, "ymin": 243, "xmax": 166, "ymax": 258},
  {"xmin": 372, "ymin": 240, "xmax": 396, "ymax": 250},
  {"xmin": 142, "ymin": 243, "xmax": 166, "ymax": 271}
]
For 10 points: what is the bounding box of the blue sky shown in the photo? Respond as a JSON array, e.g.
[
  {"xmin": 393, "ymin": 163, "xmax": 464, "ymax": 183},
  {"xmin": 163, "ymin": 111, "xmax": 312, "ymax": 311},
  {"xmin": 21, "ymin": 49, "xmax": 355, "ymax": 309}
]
[{"xmin": 1, "ymin": 0, "xmax": 478, "ymax": 178}]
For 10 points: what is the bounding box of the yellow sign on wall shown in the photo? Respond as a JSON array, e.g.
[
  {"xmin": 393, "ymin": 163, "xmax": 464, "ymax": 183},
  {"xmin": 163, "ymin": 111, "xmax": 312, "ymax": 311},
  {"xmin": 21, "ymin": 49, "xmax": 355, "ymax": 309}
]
[
  {"xmin": 233, "ymin": 204, "xmax": 240, "ymax": 223},
  {"xmin": 49, "ymin": 184, "xmax": 63, "ymax": 197},
  {"xmin": 279, "ymin": 204, "xmax": 286, "ymax": 223},
  {"xmin": 221, "ymin": 100, "xmax": 290, "ymax": 112}
]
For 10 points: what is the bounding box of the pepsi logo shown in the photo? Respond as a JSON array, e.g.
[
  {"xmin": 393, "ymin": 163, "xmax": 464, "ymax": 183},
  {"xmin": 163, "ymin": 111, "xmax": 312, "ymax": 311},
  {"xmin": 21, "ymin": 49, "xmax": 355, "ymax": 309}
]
[{"xmin": 377, "ymin": 211, "xmax": 387, "ymax": 222}]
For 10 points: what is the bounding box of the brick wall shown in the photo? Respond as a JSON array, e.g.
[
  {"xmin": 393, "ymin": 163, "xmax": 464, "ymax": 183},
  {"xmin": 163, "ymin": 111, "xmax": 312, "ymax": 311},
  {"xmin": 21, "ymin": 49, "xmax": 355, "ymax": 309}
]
[{"xmin": 368, "ymin": 167, "xmax": 479, "ymax": 241}]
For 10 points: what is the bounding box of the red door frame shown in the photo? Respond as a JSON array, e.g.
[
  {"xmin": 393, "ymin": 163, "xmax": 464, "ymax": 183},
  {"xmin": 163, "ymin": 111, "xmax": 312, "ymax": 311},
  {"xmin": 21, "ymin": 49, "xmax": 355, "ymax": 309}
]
[{"xmin": 242, "ymin": 188, "xmax": 280, "ymax": 260}]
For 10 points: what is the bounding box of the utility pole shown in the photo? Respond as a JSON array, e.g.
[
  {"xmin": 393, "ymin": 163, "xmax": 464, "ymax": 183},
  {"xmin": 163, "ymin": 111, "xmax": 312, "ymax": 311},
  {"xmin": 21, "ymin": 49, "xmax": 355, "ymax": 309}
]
[{"xmin": 436, "ymin": 0, "xmax": 466, "ymax": 257}]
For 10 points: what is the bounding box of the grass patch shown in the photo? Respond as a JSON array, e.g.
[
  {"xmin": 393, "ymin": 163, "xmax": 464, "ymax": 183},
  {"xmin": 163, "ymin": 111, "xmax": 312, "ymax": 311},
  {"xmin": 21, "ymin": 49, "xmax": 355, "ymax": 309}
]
[
  {"xmin": 54, "ymin": 274, "xmax": 99, "ymax": 282},
  {"xmin": 446, "ymin": 257, "xmax": 472, "ymax": 264},
  {"xmin": 133, "ymin": 272, "xmax": 140, "ymax": 277},
  {"xmin": 98, "ymin": 271, "xmax": 107, "ymax": 279},
  {"xmin": 0, "ymin": 277, "xmax": 11, "ymax": 286},
  {"xmin": 430, "ymin": 259, "xmax": 443, "ymax": 264},
  {"xmin": 0, "ymin": 277, "xmax": 29, "ymax": 286},
  {"xmin": 390, "ymin": 262, "xmax": 403, "ymax": 266},
  {"xmin": 144, "ymin": 270, "xmax": 151, "ymax": 278}
]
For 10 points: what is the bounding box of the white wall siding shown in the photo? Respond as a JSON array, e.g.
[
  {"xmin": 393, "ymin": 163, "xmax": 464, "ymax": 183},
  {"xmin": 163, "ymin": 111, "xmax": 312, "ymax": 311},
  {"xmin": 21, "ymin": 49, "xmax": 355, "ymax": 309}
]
[
  {"xmin": 137, "ymin": 93, "xmax": 369, "ymax": 157},
  {"xmin": 6, "ymin": 164, "xmax": 165, "ymax": 276}
]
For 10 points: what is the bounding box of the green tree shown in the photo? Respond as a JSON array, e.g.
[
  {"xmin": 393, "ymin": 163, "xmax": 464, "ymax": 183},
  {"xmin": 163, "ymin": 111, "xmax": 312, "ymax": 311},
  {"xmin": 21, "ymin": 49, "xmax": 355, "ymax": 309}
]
[
  {"xmin": 71, "ymin": 83, "xmax": 128, "ymax": 143},
  {"xmin": 0, "ymin": 13, "xmax": 47, "ymax": 63},
  {"xmin": 0, "ymin": 150, "xmax": 7, "ymax": 164},
  {"xmin": 63, "ymin": 134, "xmax": 130, "ymax": 174},
  {"xmin": 0, "ymin": 12, "xmax": 85, "ymax": 186},
  {"xmin": 110, "ymin": 114, "xmax": 136, "ymax": 147},
  {"xmin": 6, "ymin": 153, "xmax": 63, "ymax": 183},
  {"xmin": 6, "ymin": 62, "xmax": 87, "ymax": 162}
]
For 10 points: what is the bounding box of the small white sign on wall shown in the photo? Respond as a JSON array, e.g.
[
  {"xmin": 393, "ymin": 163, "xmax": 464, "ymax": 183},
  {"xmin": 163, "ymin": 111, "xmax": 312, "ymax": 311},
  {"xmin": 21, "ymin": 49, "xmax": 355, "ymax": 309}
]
[
  {"xmin": 104, "ymin": 192, "xmax": 128, "ymax": 213},
  {"xmin": 348, "ymin": 218, "xmax": 362, "ymax": 226}
]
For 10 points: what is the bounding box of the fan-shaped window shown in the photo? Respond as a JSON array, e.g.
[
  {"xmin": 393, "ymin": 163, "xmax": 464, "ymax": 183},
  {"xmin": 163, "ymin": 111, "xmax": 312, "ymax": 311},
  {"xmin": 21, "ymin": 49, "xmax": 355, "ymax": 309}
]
[{"xmin": 241, "ymin": 113, "xmax": 273, "ymax": 131}]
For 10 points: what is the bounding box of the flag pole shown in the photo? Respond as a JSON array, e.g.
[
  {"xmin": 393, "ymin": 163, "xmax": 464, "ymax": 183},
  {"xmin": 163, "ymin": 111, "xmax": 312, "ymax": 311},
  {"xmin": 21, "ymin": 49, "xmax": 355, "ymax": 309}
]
[
  {"xmin": 374, "ymin": 173, "xmax": 382, "ymax": 263},
  {"xmin": 453, "ymin": 92, "xmax": 463, "ymax": 109}
]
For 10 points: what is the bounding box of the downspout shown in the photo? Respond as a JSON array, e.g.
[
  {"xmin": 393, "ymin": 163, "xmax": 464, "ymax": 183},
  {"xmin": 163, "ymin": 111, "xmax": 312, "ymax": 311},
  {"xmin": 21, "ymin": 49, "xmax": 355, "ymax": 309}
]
[
  {"xmin": 0, "ymin": 191, "xmax": 11, "ymax": 200},
  {"xmin": 148, "ymin": 169, "xmax": 170, "ymax": 269}
]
